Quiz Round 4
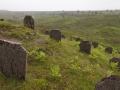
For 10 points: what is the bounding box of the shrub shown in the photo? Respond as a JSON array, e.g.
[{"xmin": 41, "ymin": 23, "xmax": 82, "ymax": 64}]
[
  {"xmin": 106, "ymin": 70, "xmax": 113, "ymax": 74},
  {"xmin": 69, "ymin": 63, "xmax": 80, "ymax": 74},
  {"xmin": 112, "ymin": 49, "xmax": 118, "ymax": 55},
  {"xmin": 109, "ymin": 62, "xmax": 119, "ymax": 71},
  {"xmin": 51, "ymin": 65, "xmax": 61, "ymax": 78},
  {"xmin": 89, "ymin": 49, "xmax": 101, "ymax": 61},
  {"xmin": 82, "ymin": 66, "xmax": 91, "ymax": 74},
  {"xmin": 74, "ymin": 55, "xmax": 79, "ymax": 61},
  {"xmin": 35, "ymin": 51, "xmax": 47, "ymax": 61},
  {"xmin": 28, "ymin": 48, "xmax": 47, "ymax": 62},
  {"xmin": 89, "ymin": 53, "xmax": 98, "ymax": 61}
]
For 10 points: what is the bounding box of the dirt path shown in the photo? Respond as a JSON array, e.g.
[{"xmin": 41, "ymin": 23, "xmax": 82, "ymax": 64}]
[{"xmin": 0, "ymin": 35, "xmax": 22, "ymax": 43}]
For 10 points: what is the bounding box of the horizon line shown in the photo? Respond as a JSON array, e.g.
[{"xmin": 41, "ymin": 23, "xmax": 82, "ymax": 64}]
[{"xmin": 1, "ymin": 9, "xmax": 120, "ymax": 12}]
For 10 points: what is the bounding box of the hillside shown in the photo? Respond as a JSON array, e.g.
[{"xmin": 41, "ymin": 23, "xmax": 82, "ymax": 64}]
[
  {"xmin": 0, "ymin": 11, "xmax": 120, "ymax": 90},
  {"xmin": 35, "ymin": 14, "xmax": 120, "ymax": 52}
]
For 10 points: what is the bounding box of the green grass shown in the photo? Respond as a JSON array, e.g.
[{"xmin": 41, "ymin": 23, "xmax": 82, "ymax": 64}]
[{"xmin": 0, "ymin": 11, "xmax": 120, "ymax": 90}]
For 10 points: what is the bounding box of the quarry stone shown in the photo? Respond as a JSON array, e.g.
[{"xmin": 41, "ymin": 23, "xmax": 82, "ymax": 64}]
[
  {"xmin": 50, "ymin": 29, "xmax": 61, "ymax": 41},
  {"xmin": 0, "ymin": 40, "xmax": 27, "ymax": 80},
  {"xmin": 94, "ymin": 74, "xmax": 120, "ymax": 90},
  {"xmin": 24, "ymin": 15, "xmax": 34, "ymax": 30},
  {"xmin": 109, "ymin": 57, "xmax": 120, "ymax": 70},
  {"xmin": 105, "ymin": 47, "xmax": 113, "ymax": 54},
  {"xmin": 79, "ymin": 41, "xmax": 91, "ymax": 54},
  {"xmin": 92, "ymin": 42, "xmax": 98, "ymax": 48}
]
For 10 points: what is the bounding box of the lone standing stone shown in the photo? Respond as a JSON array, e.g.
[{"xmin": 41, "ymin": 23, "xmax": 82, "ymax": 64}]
[
  {"xmin": 0, "ymin": 40, "xmax": 27, "ymax": 80},
  {"xmin": 50, "ymin": 29, "xmax": 61, "ymax": 41},
  {"xmin": 95, "ymin": 75, "xmax": 120, "ymax": 90},
  {"xmin": 79, "ymin": 41, "xmax": 91, "ymax": 54},
  {"xmin": 24, "ymin": 15, "xmax": 34, "ymax": 30},
  {"xmin": 105, "ymin": 47, "xmax": 113, "ymax": 54}
]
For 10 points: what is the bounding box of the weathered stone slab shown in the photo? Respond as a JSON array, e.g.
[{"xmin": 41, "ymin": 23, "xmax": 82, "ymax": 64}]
[
  {"xmin": 0, "ymin": 40, "xmax": 27, "ymax": 80},
  {"xmin": 50, "ymin": 29, "xmax": 61, "ymax": 41},
  {"xmin": 24, "ymin": 15, "xmax": 34, "ymax": 30},
  {"xmin": 105, "ymin": 47, "xmax": 113, "ymax": 54},
  {"xmin": 79, "ymin": 41, "xmax": 91, "ymax": 54},
  {"xmin": 95, "ymin": 75, "xmax": 120, "ymax": 90}
]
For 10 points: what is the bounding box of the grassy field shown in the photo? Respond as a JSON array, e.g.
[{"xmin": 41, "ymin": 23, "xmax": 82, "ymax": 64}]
[{"xmin": 0, "ymin": 10, "xmax": 120, "ymax": 90}]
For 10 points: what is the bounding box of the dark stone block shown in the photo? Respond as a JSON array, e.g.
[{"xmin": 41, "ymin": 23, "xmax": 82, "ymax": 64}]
[
  {"xmin": 95, "ymin": 75, "xmax": 120, "ymax": 90},
  {"xmin": 50, "ymin": 29, "xmax": 61, "ymax": 41},
  {"xmin": 24, "ymin": 15, "xmax": 34, "ymax": 30},
  {"xmin": 105, "ymin": 47, "xmax": 113, "ymax": 54},
  {"xmin": 92, "ymin": 42, "xmax": 98, "ymax": 48},
  {"xmin": 79, "ymin": 41, "xmax": 91, "ymax": 54},
  {"xmin": 0, "ymin": 40, "xmax": 27, "ymax": 80}
]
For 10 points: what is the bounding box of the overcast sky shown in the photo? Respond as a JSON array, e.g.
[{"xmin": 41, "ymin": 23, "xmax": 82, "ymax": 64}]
[{"xmin": 0, "ymin": 0, "xmax": 120, "ymax": 11}]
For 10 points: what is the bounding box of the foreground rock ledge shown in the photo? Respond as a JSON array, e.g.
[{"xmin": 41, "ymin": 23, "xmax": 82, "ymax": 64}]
[
  {"xmin": 0, "ymin": 40, "xmax": 27, "ymax": 80},
  {"xmin": 94, "ymin": 74, "xmax": 120, "ymax": 90}
]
